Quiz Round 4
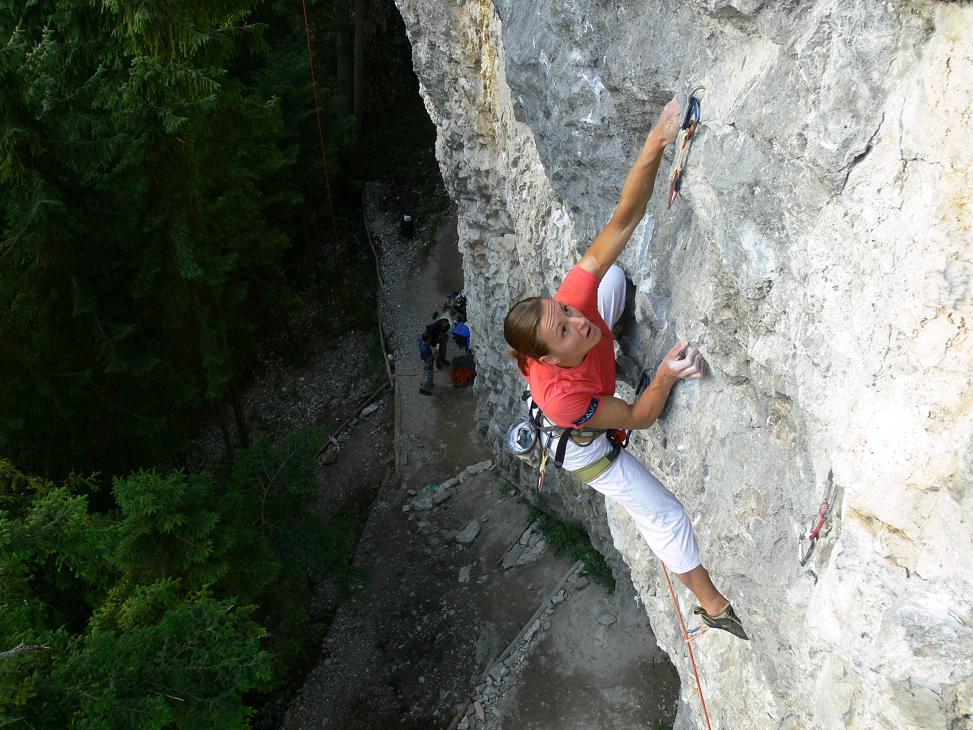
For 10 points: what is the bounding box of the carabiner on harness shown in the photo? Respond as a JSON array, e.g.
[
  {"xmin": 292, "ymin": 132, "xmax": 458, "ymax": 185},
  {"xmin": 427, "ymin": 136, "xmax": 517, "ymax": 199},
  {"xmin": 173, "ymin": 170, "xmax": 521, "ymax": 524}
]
[
  {"xmin": 513, "ymin": 390, "xmax": 630, "ymax": 489},
  {"xmin": 668, "ymin": 86, "xmax": 704, "ymax": 209}
]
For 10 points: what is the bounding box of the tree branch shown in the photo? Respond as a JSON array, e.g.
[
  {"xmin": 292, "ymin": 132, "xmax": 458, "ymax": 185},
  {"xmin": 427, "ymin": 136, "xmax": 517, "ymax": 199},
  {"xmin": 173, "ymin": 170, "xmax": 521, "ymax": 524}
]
[{"xmin": 0, "ymin": 642, "xmax": 50, "ymax": 661}]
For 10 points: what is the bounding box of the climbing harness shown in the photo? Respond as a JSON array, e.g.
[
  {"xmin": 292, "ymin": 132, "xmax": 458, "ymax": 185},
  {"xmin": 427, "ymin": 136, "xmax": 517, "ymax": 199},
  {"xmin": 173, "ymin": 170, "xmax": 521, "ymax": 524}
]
[
  {"xmin": 569, "ymin": 438, "xmax": 622, "ymax": 483},
  {"xmin": 799, "ymin": 470, "xmax": 836, "ymax": 566},
  {"xmin": 507, "ymin": 391, "xmax": 627, "ymax": 492},
  {"xmin": 509, "ymin": 368, "xmax": 656, "ymax": 490},
  {"xmin": 661, "ymin": 560, "xmax": 714, "ymax": 730},
  {"xmin": 667, "ymin": 86, "xmax": 704, "ymax": 209}
]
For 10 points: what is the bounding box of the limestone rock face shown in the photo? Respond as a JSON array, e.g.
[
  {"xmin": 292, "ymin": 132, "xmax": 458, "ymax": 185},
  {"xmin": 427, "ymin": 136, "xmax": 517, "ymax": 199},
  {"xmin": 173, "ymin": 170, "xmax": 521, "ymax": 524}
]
[{"xmin": 392, "ymin": 1, "xmax": 972, "ymax": 728}]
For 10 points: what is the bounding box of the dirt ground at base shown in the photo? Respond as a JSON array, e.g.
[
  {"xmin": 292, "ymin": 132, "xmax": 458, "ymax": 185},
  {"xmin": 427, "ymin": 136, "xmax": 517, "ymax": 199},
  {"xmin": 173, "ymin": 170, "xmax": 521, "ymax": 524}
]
[{"xmin": 272, "ymin": 182, "xmax": 679, "ymax": 729}]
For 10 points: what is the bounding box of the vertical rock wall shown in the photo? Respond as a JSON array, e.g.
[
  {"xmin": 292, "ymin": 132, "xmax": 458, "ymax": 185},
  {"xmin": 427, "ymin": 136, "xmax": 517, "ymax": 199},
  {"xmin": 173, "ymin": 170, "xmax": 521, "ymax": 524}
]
[{"xmin": 393, "ymin": 1, "xmax": 973, "ymax": 727}]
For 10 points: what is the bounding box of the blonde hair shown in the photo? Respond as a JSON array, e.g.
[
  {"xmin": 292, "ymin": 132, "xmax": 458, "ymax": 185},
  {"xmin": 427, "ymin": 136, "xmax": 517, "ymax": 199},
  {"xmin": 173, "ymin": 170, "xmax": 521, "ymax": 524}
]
[{"xmin": 503, "ymin": 297, "xmax": 549, "ymax": 376}]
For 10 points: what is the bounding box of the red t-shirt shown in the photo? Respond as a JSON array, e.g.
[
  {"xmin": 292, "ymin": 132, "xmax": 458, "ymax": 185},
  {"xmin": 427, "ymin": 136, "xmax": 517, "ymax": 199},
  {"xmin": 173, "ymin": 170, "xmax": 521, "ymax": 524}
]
[{"xmin": 526, "ymin": 265, "xmax": 616, "ymax": 427}]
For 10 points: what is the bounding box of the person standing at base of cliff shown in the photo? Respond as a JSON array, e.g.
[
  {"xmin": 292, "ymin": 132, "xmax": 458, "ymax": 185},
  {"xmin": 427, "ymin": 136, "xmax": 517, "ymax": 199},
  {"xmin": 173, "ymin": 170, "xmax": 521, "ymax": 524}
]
[
  {"xmin": 424, "ymin": 317, "xmax": 451, "ymax": 369},
  {"xmin": 418, "ymin": 328, "xmax": 437, "ymax": 396},
  {"xmin": 503, "ymin": 98, "xmax": 748, "ymax": 640}
]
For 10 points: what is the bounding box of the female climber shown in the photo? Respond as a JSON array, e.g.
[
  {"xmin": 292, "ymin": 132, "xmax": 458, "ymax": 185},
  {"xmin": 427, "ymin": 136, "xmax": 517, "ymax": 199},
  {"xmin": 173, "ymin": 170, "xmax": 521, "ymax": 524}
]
[{"xmin": 503, "ymin": 98, "xmax": 748, "ymax": 640}]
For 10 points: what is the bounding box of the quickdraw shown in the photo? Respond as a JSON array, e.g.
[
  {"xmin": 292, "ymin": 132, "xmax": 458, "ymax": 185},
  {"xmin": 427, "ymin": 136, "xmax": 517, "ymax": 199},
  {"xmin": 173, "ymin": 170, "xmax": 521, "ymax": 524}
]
[
  {"xmin": 667, "ymin": 86, "xmax": 704, "ymax": 209},
  {"xmin": 799, "ymin": 470, "xmax": 836, "ymax": 566}
]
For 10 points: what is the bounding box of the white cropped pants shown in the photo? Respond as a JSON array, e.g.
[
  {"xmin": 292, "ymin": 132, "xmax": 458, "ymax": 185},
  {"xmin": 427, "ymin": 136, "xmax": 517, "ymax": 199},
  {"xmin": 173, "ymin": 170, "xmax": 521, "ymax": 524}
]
[{"xmin": 553, "ymin": 264, "xmax": 701, "ymax": 574}]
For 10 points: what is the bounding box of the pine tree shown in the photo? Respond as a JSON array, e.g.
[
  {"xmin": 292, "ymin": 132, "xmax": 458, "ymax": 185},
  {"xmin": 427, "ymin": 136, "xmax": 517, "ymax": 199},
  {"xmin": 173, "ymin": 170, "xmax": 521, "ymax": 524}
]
[
  {"xmin": 0, "ymin": 1, "xmax": 310, "ymax": 476},
  {"xmin": 0, "ymin": 459, "xmax": 274, "ymax": 727},
  {"xmin": 111, "ymin": 468, "xmax": 280, "ymax": 602}
]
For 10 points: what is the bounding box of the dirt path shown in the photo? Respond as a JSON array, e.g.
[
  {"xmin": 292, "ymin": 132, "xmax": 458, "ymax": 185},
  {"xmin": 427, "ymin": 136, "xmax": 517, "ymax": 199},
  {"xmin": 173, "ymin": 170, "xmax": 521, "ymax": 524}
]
[{"xmin": 280, "ymin": 183, "xmax": 677, "ymax": 729}]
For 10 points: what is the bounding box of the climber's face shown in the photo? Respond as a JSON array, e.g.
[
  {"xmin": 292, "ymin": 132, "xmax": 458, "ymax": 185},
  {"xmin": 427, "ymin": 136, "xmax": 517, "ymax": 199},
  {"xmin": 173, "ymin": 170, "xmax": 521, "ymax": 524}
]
[{"xmin": 536, "ymin": 297, "xmax": 601, "ymax": 368}]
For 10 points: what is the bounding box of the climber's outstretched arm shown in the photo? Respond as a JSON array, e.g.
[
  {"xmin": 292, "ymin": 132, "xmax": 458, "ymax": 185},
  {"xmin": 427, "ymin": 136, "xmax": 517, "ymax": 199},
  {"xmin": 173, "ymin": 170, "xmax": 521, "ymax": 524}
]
[{"xmin": 578, "ymin": 97, "xmax": 681, "ymax": 281}]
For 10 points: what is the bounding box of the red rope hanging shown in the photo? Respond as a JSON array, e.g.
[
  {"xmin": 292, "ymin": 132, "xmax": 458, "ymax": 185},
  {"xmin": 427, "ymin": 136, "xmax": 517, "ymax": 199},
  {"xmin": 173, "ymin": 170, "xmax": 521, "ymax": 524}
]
[
  {"xmin": 301, "ymin": 0, "xmax": 342, "ymax": 268},
  {"xmin": 661, "ymin": 560, "xmax": 714, "ymax": 730}
]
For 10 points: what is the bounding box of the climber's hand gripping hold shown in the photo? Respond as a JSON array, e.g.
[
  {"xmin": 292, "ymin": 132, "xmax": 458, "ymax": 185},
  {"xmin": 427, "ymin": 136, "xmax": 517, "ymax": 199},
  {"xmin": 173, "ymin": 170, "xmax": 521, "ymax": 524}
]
[
  {"xmin": 661, "ymin": 342, "xmax": 706, "ymax": 380},
  {"xmin": 578, "ymin": 342, "xmax": 706, "ymax": 433}
]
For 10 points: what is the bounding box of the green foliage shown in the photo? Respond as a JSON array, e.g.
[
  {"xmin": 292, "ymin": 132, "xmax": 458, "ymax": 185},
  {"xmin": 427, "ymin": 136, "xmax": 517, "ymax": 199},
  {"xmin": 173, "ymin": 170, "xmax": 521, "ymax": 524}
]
[
  {"xmin": 229, "ymin": 427, "xmax": 326, "ymax": 578},
  {"xmin": 0, "ymin": 425, "xmax": 348, "ymax": 725},
  {"xmin": 0, "ymin": 475, "xmax": 106, "ymax": 646},
  {"xmin": 111, "ymin": 469, "xmax": 279, "ymax": 601},
  {"xmin": 0, "ymin": 0, "xmax": 353, "ymax": 478},
  {"xmin": 4, "ymin": 595, "xmax": 271, "ymax": 729},
  {"xmin": 57, "ymin": 597, "xmax": 269, "ymax": 730},
  {"xmin": 0, "ymin": 0, "xmax": 423, "ymax": 724},
  {"xmin": 248, "ymin": 24, "xmax": 356, "ymax": 195},
  {"xmin": 528, "ymin": 507, "xmax": 616, "ymax": 591},
  {"xmin": 0, "ymin": 460, "xmax": 269, "ymax": 727},
  {"xmin": 227, "ymin": 427, "xmax": 368, "ymax": 688}
]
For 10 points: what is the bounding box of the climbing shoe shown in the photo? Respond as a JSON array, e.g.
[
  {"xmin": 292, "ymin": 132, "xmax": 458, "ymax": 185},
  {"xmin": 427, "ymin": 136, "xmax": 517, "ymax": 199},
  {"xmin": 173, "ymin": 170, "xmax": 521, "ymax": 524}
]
[
  {"xmin": 419, "ymin": 388, "xmax": 432, "ymax": 396},
  {"xmin": 693, "ymin": 603, "xmax": 749, "ymax": 641}
]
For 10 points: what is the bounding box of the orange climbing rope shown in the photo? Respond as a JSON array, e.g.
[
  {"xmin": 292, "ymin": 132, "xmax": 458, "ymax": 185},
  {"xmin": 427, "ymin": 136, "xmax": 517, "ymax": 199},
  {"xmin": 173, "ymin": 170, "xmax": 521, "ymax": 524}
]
[
  {"xmin": 661, "ymin": 560, "xmax": 714, "ymax": 730},
  {"xmin": 300, "ymin": 0, "xmax": 342, "ymax": 266}
]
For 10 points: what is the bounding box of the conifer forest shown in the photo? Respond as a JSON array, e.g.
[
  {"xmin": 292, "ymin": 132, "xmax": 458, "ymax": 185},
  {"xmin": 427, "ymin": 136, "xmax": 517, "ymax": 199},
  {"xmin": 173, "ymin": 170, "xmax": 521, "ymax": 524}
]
[{"xmin": 0, "ymin": 2, "xmax": 427, "ymax": 725}]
